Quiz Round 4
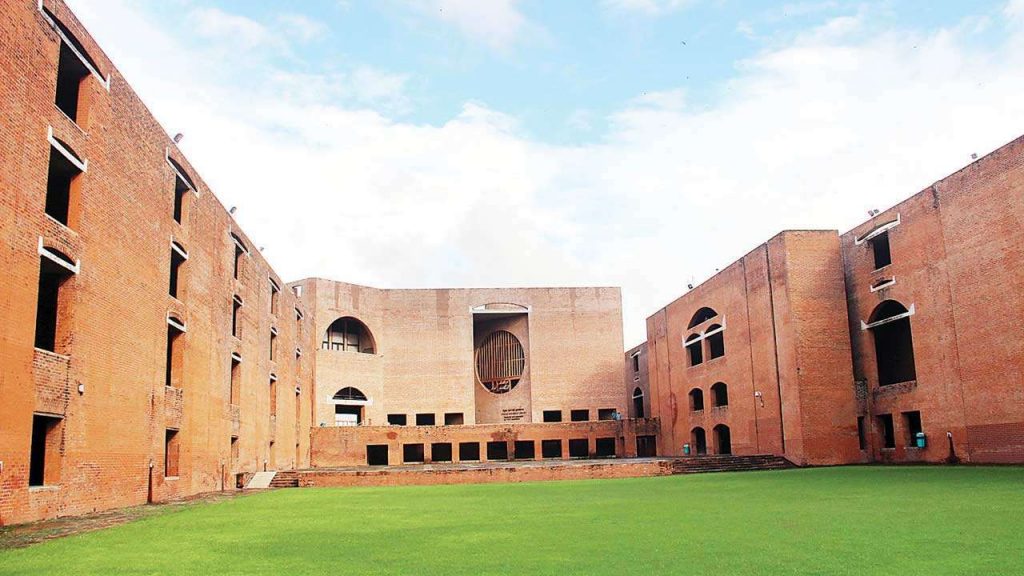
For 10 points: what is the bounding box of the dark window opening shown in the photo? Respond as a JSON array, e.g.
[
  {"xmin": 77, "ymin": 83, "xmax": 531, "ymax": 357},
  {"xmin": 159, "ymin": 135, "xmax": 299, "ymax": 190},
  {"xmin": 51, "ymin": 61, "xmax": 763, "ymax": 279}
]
[
  {"xmin": 431, "ymin": 443, "xmax": 453, "ymax": 462},
  {"xmin": 35, "ymin": 255, "xmax": 74, "ymax": 352},
  {"xmin": 857, "ymin": 416, "xmax": 867, "ymax": 450},
  {"xmin": 514, "ymin": 441, "xmax": 535, "ymax": 460},
  {"xmin": 229, "ymin": 356, "xmax": 241, "ymax": 405},
  {"xmin": 542, "ymin": 410, "xmax": 562, "ymax": 423},
  {"xmin": 233, "ymin": 244, "xmax": 245, "ymax": 280},
  {"xmin": 903, "ymin": 411, "xmax": 923, "ymax": 447},
  {"xmin": 29, "ymin": 415, "xmax": 62, "ymax": 487},
  {"xmin": 688, "ymin": 307, "xmax": 718, "ymax": 328},
  {"xmin": 689, "ymin": 388, "xmax": 704, "ymax": 412},
  {"xmin": 541, "ymin": 439, "xmax": 562, "ymax": 459},
  {"xmin": 270, "ymin": 282, "xmax": 280, "ymax": 315},
  {"xmin": 636, "ymin": 435, "xmax": 657, "ymax": 458},
  {"xmin": 387, "ymin": 414, "xmax": 407, "ymax": 426},
  {"xmin": 570, "ymin": 409, "xmax": 589, "ymax": 422},
  {"xmin": 568, "ymin": 439, "xmax": 589, "ymax": 458},
  {"xmin": 871, "ymin": 231, "xmax": 892, "ymax": 269},
  {"xmin": 165, "ymin": 322, "xmax": 184, "ymax": 388},
  {"xmin": 869, "ymin": 300, "xmax": 917, "ymax": 385},
  {"xmin": 686, "ymin": 335, "xmax": 703, "ymax": 366},
  {"xmin": 269, "ymin": 331, "xmax": 277, "ymax": 361},
  {"xmin": 598, "ymin": 408, "xmax": 617, "ymax": 421},
  {"xmin": 164, "ymin": 429, "xmax": 179, "ymax": 477},
  {"xmin": 230, "ymin": 436, "xmax": 239, "ymax": 468},
  {"xmin": 878, "ymin": 414, "xmax": 896, "ymax": 448},
  {"xmin": 633, "ymin": 387, "xmax": 645, "ymax": 418},
  {"xmin": 631, "ymin": 354, "xmax": 640, "ymax": 373},
  {"xmin": 711, "ymin": 382, "xmax": 728, "ymax": 407},
  {"xmin": 366, "ymin": 444, "xmax": 389, "ymax": 466},
  {"xmin": 45, "ymin": 145, "xmax": 82, "ymax": 227},
  {"xmin": 486, "ymin": 441, "xmax": 509, "ymax": 460},
  {"xmin": 595, "ymin": 437, "xmax": 616, "ymax": 458},
  {"xmin": 706, "ymin": 325, "xmax": 725, "ymax": 359},
  {"xmin": 458, "ymin": 442, "xmax": 480, "ymax": 461},
  {"xmin": 169, "ymin": 247, "xmax": 185, "ymax": 298},
  {"xmin": 444, "ymin": 412, "xmax": 464, "ymax": 426},
  {"xmin": 403, "ymin": 444, "xmax": 425, "ymax": 464},
  {"xmin": 691, "ymin": 427, "xmax": 707, "ymax": 455},
  {"xmin": 231, "ymin": 296, "xmax": 242, "ymax": 338},
  {"xmin": 173, "ymin": 176, "xmax": 188, "ymax": 224},
  {"xmin": 322, "ymin": 317, "xmax": 376, "ymax": 353},
  {"xmin": 55, "ymin": 41, "xmax": 90, "ymax": 123},
  {"xmin": 416, "ymin": 413, "xmax": 435, "ymax": 426},
  {"xmin": 713, "ymin": 424, "xmax": 731, "ymax": 455}
]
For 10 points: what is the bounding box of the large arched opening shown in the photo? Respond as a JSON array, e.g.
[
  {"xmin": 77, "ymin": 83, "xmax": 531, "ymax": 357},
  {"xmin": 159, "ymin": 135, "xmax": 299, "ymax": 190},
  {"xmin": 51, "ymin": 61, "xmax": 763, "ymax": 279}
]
[
  {"xmin": 322, "ymin": 317, "xmax": 376, "ymax": 354},
  {"xmin": 868, "ymin": 300, "xmax": 916, "ymax": 385},
  {"xmin": 332, "ymin": 387, "xmax": 368, "ymax": 426}
]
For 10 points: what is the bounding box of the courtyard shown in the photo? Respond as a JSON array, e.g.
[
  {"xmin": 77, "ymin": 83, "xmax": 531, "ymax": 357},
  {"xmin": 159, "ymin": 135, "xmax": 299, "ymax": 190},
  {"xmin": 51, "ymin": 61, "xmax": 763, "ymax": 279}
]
[{"xmin": 1, "ymin": 466, "xmax": 1022, "ymax": 575}]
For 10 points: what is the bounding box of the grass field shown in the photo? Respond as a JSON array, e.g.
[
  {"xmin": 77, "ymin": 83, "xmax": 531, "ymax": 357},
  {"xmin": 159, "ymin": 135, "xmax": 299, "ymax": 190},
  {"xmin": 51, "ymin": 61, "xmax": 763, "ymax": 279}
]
[{"xmin": 1, "ymin": 466, "xmax": 1022, "ymax": 575}]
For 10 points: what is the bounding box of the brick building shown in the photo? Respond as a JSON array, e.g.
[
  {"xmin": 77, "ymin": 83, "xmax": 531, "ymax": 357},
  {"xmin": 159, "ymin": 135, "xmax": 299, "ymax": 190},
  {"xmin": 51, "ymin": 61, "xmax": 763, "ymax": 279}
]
[{"xmin": 642, "ymin": 137, "xmax": 1024, "ymax": 466}]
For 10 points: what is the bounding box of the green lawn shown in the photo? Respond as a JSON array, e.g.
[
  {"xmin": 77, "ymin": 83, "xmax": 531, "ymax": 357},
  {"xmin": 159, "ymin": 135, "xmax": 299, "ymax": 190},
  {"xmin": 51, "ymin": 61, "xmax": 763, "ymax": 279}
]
[{"xmin": 2, "ymin": 466, "xmax": 1023, "ymax": 575}]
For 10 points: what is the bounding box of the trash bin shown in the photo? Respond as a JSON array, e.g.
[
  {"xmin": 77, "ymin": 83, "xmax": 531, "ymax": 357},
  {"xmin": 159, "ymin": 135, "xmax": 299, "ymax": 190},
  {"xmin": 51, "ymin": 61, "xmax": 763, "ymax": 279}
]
[
  {"xmin": 683, "ymin": 443, "xmax": 691, "ymax": 456},
  {"xmin": 915, "ymin": 432, "xmax": 927, "ymax": 449}
]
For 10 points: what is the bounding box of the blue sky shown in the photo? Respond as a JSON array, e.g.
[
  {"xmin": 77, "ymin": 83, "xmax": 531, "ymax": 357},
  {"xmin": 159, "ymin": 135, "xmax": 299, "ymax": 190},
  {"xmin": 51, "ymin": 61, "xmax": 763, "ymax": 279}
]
[{"xmin": 66, "ymin": 0, "xmax": 1024, "ymax": 345}]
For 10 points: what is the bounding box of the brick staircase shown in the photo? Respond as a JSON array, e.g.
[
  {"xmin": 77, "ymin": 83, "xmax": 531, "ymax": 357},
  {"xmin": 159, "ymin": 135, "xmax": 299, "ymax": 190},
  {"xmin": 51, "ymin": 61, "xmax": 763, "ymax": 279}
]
[
  {"xmin": 667, "ymin": 454, "xmax": 794, "ymax": 475},
  {"xmin": 268, "ymin": 470, "xmax": 300, "ymax": 488}
]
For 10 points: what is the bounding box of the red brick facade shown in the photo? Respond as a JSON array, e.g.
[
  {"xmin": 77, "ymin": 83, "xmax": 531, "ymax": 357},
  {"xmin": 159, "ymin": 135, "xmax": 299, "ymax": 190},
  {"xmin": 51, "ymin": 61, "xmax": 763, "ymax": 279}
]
[{"xmin": 645, "ymin": 138, "xmax": 1024, "ymax": 466}]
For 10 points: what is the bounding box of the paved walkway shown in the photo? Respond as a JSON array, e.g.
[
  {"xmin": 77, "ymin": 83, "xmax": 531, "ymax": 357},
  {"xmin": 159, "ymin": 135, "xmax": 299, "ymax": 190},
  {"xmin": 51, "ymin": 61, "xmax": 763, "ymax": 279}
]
[{"xmin": 0, "ymin": 491, "xmax": 248, "ymax": 550}]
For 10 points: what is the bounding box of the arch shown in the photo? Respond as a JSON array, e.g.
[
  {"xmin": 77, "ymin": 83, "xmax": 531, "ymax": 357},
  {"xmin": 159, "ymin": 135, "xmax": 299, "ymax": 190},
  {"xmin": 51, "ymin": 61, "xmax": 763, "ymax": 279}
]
[
  {"xmin": 332, "ymin": 387, "xmax": 367, "ymax": 402},
  {"xmin": 690, "ymin": 427, "xmax": 707, "ymax": 455},
  {"xmin": 42, "ymin": 5, "xmax": 104, "ymax": 78},
  {"xmin": 688, "ymin": 388, "xmax": 704, "ymax": 412},
  {"xmin": 632, "ymin": 387, "xmax": 645, "ymax": 419},
  {"xmin": 475, "ymin": 330, "xmax": 525, "ymax": 394},
  {"xmin": 471, "ymin": 302, "xmax": 529, "ymax": 313},
  {"xmin": 51, "ymin": 136, "xmax": 85, "ymax": 167},
  {"xmin": 687, "ymin": 307, "xmax": 718, "ymax": 328},
  {"xmin": 167, "ymin": 156, "xmax": 196, "ymax": 192},
  {"xmin": 322, "ymin": 317, "xmax": 376, "ymax": 354},
  {"xmin": 711, "ymin": 382, "xmax": 728, "ymax": 407},
  {"xmin": 868, "ymin": 300, "xmax": 917, "ymax": 385},
  {"xmin": 713, "ymin": 424, "xmax": 732, "ymax": 455},
  {"xmin": 685, "ymin": 333, "xmax": 703, "ymax": 366},
  {"xmin": 706, "ymin": 323, "xmax": 725, "ymax": 359}
]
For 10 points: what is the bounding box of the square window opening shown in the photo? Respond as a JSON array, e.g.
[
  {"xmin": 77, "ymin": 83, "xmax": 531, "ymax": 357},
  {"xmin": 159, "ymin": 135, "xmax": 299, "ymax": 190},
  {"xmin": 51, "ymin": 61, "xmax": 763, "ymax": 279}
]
[
  {"xmin": 568, "ymin": 439, "xmax": 589, "ymax": 458},
  {"xmin": 458, "ymin": 442, "xmax": 480, "ymax": 461}
]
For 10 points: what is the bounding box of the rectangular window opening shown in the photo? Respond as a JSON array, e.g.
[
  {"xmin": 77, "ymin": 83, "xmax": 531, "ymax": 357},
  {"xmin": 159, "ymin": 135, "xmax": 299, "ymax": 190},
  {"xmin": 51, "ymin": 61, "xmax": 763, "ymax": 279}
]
[
  {"xmin": 871, "ymin": 232, "xmax": 892, "ymax": 269},
  {"xmin": 269, "ymin": 377, "xmax": 277, "ymax": 418},
  {"xmin": 595, "ymin": 437, "xmax": 616, "ymax": 458},
  {"xmin": 270, "ymin": 282, "xmax": 280, "ymax": 315},
  {"xmin": 542, "ymin": 410, "xmax": 562, "ymax": 423},
  {"xmin": 169, "ymin": 249, "xmax": 185, "ymax": 299},
  {"xmin": 415, "ymin": 413, "xmax": 435, "ymax": 426},
  {"xmin": 878, "ymin": 414, "xmax": 896, "ymax": 449},
  {"xmin": 34, "ymin": 256, "xmax": 74, "ymax": 353},
  {"xmin": 430, "ymin": 443, "xmax": 453, "ymax": 463},
  {"xmin": 173, "ymin": 176, "xmax": 188, "ymax": 224},
  {"xmin": 598, "ymin": 408, "xmax": 617, "ymax": 421},
  {"xmin": 231, "ymin": 297, "xmax": 242, "ymax": 338},
  {"xmin": 857, "ymin": 416, "xmax": 867, "ymax": 450},
  {"xmin": 444, "ymin": 412, "xmax": 464, "ymax": 426},
  {"xmin": 387, "ymin": 414, "xmax": 407, "ymax": 426},
  {"xmin": 570, "ymin": 409, "xmax": 589, "ymax": 422},
  {"xmin": 45, "ymin": 146, "xmax": 82, "ymax": 227},
  {"xmin": 164, "ymin": 429, "xmax": 180, "ymax": 477},
  {"xmin": 541, "ymin": 439, "xmax": 562, "ymax": 459},
  {"xmin": 366, "ymin": 444, "xmax": 388, "ymax": 466},
  {"xmin": 514, "ymin": 440, "xmax": 535, "ymax": 460},
  {"xmin": 229, "ymin": 357, "xmax": 241, "ymax": 406},
  {"xmin": 568, "ymin": 438, "xmax": 589, "ymax": 458},
  {"xmin": 902, "ymin": 411, "xmax": 923, "ymax": 447},
  {"xmin": 632, "ymin": 354, "xmax": 640, "ymax": 373},
  {"xmin": 55, "ymin": 42, "xmax": 90, "ymax": 124},
  {"xmin": 486, "ymin": 441, "xmax": 508, "ymax": 461},
  {"xmin": 458, "ymin": 442, "xmax": 480, "ymax": 461},
  {"xmin": 403, "ymin": 443, "xmax": 425, "ymax": 464},
  {"xmin": 29, "ymin": 414, "xmax": 63, "ymax": 487},
  {"xmin": 165, "ymin": 324, "xmax": 184, "ymax": 388}
]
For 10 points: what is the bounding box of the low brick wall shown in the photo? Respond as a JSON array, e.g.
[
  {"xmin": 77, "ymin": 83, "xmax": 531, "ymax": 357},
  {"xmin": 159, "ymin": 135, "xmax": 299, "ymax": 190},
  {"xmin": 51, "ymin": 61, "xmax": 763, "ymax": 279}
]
[{"xmin": 298, "ymin": 458, "xmax": 672, "ymax": 488}]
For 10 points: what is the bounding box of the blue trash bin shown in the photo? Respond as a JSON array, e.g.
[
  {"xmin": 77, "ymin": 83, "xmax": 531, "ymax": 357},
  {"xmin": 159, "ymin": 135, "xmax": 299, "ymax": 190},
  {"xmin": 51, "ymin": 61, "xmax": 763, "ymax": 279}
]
[
  {"xmin": 683, "ymin": 443, "xmax": 691, "ymax": 456},
  {"xmin": 915, "ymin": 432, "xmax": 926, "ymax": 448}
]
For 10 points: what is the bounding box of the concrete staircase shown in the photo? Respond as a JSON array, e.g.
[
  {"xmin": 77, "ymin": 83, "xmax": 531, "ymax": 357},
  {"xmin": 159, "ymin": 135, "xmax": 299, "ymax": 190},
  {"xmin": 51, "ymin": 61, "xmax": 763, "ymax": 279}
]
[
  {"xmin": 268, "ymin": 470, "xmax": 300, "ymax": 488},
  {"xmin": 667, "ymin": 454, "xmax": 794, "ymax": 475},
  {"xmin": 245, "ymin": 471, "xmax": 277, "ymax": 489}
]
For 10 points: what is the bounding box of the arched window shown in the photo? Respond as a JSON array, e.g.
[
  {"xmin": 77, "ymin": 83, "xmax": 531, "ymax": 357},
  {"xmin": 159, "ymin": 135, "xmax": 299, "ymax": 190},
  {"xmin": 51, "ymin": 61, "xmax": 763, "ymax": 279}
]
[
  {"xmin": 322, "ymin": 317, "xmax": 376, "ymax": 354},
  {"xmin": 332, "ymin": 387, "xmax": 367, "ymax": 426},
  {"xmin": 476, "ymin": 330, "xmax": 525, "ymax": 394},
  {"xmin": 706, "ymin": 324, "xmax": 725, "ymax": 359},
  {"xmin": 867, "ymin": 300, "xmax": 916, "ymax": 386},
  {"xmin": 688, "ymin": 388, "xmax": 704, "ymax": 412},
  {"xmin": 688, "ymin": 307, "xmax": 718, "ymax": 328},
  {"xmin": 713, "ymin": 424, "xmax": 732, "ymax": 455},
  {"xmin": 632, "ymin": 387, "xmax": 645, "ymax": 418},
  {"xmin": 685, "ymin": 334, "xmax": 703, "ymax": 366},
  {"xmin": 690, "ymin": 427, "xmax": 707, "ymax": 455},
  {"xmin": 711, "ymin": 382, "xmax": 728, "ymax": 407}
]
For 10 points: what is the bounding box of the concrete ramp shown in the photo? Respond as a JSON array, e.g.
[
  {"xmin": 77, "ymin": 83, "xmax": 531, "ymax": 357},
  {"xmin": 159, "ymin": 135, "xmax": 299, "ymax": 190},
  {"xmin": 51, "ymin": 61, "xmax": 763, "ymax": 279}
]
[{"xmin": 245, "ymin": 471, "xmax": 276, "ymax": 489}]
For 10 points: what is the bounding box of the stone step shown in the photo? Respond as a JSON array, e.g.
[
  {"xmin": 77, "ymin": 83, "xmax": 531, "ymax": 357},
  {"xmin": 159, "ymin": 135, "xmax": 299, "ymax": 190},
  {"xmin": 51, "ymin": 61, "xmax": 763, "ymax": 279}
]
[
  {"xmin": 268, "ymin": 471, "xmax": 299, "ymax": 488},
  {"xmin": 667, "ymin": 454, "xmax": 795, "ymax": 475}
]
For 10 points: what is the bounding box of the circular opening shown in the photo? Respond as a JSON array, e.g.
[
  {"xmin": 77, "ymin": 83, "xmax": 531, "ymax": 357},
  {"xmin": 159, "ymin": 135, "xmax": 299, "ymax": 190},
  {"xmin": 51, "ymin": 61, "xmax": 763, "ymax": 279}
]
[{"xmin": 475, "ymin": 330, "xmax": 525, "ymax": 394}]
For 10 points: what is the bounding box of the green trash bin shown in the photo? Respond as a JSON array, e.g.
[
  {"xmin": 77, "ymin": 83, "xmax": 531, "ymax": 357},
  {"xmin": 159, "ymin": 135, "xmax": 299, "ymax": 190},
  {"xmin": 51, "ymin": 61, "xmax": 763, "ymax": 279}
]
[
  {"xmin": 683, "ymin": 443, "xmax": 691, "ymax": 456},
  {"xmin": 915, "ymin": 432, "xmax": 927, "ymax": 448}
]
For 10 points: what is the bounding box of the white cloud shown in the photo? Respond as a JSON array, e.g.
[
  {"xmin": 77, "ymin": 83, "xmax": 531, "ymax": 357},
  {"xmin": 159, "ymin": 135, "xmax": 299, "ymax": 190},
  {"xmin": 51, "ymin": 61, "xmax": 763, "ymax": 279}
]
[
  {"xmin": 427, "ymin": 0, "xmax": 529, "ymax": 50},
  {"xmin": 190, "ymin": 7, "xmax": 276, "ymax": 50},
  {"xmin": 65, "ymin": 0, "xmax": 1024, "ymax": 347},
  {"xmin": 277, "ymin": 13, "xmax": 328, "ymax": 43},
  {"xmin": 602, "ymin": 0, "xmax": 695, "ymax": 16}
]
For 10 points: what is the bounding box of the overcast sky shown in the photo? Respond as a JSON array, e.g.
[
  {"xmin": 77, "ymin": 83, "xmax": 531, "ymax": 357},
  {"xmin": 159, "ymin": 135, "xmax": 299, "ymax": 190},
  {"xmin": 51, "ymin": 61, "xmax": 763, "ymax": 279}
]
[{"xmin": 66, "ymin": 0, "xmax": 1024, "ymax": 346}]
